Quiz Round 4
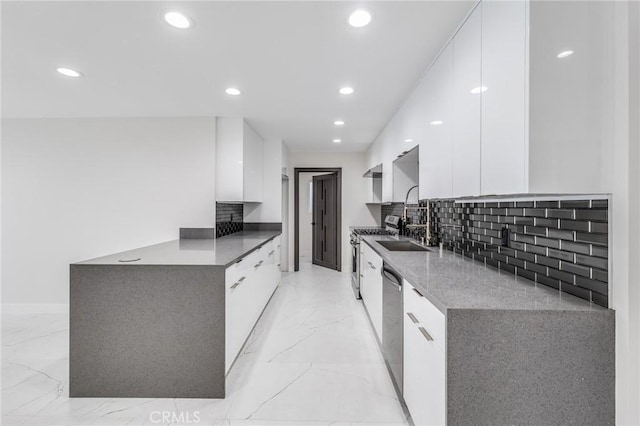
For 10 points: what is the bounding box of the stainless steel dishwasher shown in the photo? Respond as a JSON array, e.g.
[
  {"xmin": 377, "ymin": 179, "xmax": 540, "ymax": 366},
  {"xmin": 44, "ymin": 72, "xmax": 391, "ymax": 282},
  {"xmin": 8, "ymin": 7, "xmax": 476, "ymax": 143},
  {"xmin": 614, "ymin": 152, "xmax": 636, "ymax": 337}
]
[{"xmin": 381, "ymin": 262, "xmax": 403, "ymax": 394}]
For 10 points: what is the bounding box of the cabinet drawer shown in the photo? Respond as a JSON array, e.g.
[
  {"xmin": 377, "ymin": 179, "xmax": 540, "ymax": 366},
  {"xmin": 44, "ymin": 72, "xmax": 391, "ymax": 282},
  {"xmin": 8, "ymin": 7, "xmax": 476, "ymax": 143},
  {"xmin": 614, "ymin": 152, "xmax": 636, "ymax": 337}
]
[
  {"xmin": 404, "ymin": 311, "xmax": 446, "ymax": 426},
  {"xmin": 225, "ymin": 262, "xmax": 244, "ymax": 288},
  {"xmin": 362, "ymin": 242, "xmax": 383, "ymax": 271},
  {"xmin": 404, "ymin": 279, "xmax": 446, "ymax": 353},
  {"xmin": 273, "ymin": 236, "xmax": 282, "ymax": 269},
  {"xmin": 226, "ymin": 269, "xmax": 255, "ymax": 372}
]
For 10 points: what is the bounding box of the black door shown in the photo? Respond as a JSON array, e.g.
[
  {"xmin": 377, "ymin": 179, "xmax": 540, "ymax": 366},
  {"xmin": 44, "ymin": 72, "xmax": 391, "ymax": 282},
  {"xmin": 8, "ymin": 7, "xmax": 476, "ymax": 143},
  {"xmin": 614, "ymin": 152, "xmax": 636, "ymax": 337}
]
[{"xmin": 312, "ymin": 173, "xmax": 338, "ymax": 270}]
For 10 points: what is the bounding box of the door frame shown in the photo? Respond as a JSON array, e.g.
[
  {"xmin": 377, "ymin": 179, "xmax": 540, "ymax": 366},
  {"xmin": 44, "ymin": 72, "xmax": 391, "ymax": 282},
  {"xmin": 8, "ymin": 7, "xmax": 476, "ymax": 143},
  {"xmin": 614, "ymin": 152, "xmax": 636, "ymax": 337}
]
[{"xmin": 294, "ymin": 167, "xmax": 342, "ymax": 272}]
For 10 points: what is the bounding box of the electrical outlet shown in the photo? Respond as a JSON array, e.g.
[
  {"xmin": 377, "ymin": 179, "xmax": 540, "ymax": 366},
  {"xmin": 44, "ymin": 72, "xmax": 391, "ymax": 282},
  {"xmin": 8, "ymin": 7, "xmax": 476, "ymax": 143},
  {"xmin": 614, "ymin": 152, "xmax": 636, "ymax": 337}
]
[{"xmin": 501, "ymin": 227, "xmax": 510, "ymax": 247}]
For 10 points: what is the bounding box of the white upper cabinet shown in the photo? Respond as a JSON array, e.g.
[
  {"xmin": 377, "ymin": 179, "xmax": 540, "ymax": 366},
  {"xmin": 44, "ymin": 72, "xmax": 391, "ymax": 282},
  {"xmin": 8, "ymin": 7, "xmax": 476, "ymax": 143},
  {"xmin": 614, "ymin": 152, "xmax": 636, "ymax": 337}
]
[
  {"xmin": 420, "ymin": 44, "xmax": 454, "ymax": 200},
  {"xmin": 216, "ymin": 118, "xmax": 264, "ymax": 203},
  {"xmin": 364, "ymin": 0, "xmax": 613, "ymax": 199},
  {"xmin": 452, "ymin": 4, "xmax": 482, "ymax": 197},
  {"xmin": 527, "ymin": 0, "xmax": 614, "ymax": 194},
  {"xmin": 480, "ymin": 0, "xmax": 527, "ymax": 195}
]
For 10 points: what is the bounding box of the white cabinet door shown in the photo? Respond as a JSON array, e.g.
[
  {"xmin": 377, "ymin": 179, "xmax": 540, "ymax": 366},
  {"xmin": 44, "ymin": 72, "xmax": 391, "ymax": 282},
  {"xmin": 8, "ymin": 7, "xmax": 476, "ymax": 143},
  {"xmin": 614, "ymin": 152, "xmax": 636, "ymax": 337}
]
[
  {"xmin": 216, "ymin": 118, "xmax": 264, "ymax": 202},
  {"xmin": 403, "ymin": 280, "xmax": 446, "ymax": 426},
  {"xmin": 273, "ymin": 236, "xmax": 282, "ymax": 271},
  {"xmin": 452, "ymin": 4, "xmax": 482, "ymax": 197},
  {"xmin": 243, "ymin": 121, "xmax": 264, "ymax": 202},
  {"xmin": 264, "ymin": 239, "xmax": 280, "ymax": 295},
  {"xmin": 359, "ymin": 244, "xmax": 369, "ymax": 301},
  {"xmin": 361, "ymin": 242, "xmax": 383, "ymax": 342},
  {"xmin": 480, "ymin": 0, "xmax": 527, "ymax": 194},
  {"xmin": 225, "ymin": 249, "xmax": 261, "ymax": 372},
  {"xmin": 216, "ymin": 117, "xmax": 245, "ymax": 202},
  {"xmin": 420, "ymin": 44, "xmax": 454, "ymax": 199},
  {"xmin": 381, "ymin": 133, "xmax": 396, "ymax": 203}
]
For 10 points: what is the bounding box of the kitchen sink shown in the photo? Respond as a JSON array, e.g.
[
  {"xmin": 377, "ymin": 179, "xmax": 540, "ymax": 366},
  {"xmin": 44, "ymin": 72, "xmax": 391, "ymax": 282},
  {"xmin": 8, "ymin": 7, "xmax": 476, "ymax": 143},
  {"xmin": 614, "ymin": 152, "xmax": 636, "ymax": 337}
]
[{"xmin": 376, "ymin": 240, "xmax": 430, "ymax": 252}]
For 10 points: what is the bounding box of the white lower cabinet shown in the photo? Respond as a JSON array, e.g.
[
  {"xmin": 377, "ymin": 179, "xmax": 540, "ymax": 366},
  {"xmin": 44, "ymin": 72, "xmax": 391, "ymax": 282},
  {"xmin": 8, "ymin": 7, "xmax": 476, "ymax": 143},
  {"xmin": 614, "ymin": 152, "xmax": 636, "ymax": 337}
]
[
  {"xmin": 225, "ymin": 237, "xmax": 281, "ymax": 373},
  {"xmin": 360, "ymin": 242, "xmax": 383, "ymax": 342},
  {"xmin": 403, "ymin": 280, "xmax": 446, "ymax": 426},
  {"xmin": 273, "ymin": 236, "xmax": 282, "ymax": 270}
]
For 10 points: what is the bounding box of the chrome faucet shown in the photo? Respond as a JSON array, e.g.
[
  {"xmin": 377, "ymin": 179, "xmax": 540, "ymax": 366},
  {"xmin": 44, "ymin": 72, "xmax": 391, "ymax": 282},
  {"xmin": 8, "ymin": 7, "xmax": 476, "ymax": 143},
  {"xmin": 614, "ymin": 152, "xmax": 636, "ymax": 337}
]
[
  {"xmin": 402, "ymin": 185, "xmax": 430, "ymax": 244},
  {"xmin": 404, "ymin": 184, "xmax": 419, "ymax": 207}
]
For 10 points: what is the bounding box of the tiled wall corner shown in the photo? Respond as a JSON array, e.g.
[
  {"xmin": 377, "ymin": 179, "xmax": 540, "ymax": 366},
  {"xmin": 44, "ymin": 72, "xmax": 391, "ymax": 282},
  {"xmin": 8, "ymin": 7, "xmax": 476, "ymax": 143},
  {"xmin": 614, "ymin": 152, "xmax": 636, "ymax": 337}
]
[
  {"xmin": 380, "ymin": 203, "xmax": 404, "ymax": 223},
  {"xmin": 216, "ymin": 203, "xmax": 244, "ymax": 238}
]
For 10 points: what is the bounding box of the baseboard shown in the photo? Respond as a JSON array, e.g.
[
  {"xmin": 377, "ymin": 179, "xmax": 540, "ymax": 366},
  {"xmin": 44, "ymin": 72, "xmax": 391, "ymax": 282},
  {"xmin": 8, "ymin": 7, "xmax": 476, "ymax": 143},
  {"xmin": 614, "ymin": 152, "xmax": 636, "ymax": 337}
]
[{"xmin": 2, "ymin": 303, "xmax": 69, "ymax": 314}]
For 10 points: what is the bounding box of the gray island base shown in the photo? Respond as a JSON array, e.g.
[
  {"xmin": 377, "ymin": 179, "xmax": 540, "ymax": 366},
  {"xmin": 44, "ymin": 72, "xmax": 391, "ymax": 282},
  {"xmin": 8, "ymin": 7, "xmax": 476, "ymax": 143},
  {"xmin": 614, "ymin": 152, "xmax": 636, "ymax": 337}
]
[
  {"xmin": 70, "ymin": 231, "xmax": 281, "ymax": 399},
  {"xmin": 447, "ymin": 309, "xmax": 615, "ymax": 425}
]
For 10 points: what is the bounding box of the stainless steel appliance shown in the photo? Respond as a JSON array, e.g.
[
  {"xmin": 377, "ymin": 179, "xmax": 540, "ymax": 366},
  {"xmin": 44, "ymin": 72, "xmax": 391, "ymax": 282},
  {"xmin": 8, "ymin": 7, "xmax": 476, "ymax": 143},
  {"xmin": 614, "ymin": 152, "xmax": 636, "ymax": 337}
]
[
  {"xmin": 381, "ymin": 262, "xmax": 403, "ymax": 393},
  {"xmin": 349, "ymin": 215, "xmax": 401, "ymax": 299}
]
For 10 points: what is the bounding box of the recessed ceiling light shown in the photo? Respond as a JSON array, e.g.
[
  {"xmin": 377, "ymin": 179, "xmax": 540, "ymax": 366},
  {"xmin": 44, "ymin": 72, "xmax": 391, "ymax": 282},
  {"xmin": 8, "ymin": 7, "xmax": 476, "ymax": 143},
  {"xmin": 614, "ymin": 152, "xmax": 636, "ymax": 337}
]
[
  {"xmin": 470, "ymin": 86, "xmax": 488, "ymax": 94},
  {"xmin": 557, "ymin": 50, "xmax": 574, "ymax": 59},
  {"xmin": 164, "ymin": 11, "xmax": 192, "ymax": 29},
  {"xmin": 430, "ymin": 120, "xmax": 443, "ymax": 126},
  {"xmin": 225, "ymin": 87, "xmax": 242, "ymax": 96},
  {"xmin": 404, "ymin": 138, "xmax": 414, "ymax": 143},
  {"xmin": 333, "ymin": 139, "xmax": 342, "ymax": 143},
  {"xmin": 339, "ymin": 86, "xmax": 354, "ymax": 95},
  {"xmin": 334, "ymin": 120, "xmax": 345, "ymax": 126},
  {"xmin": 56, "ymin": 67, "xmax": 83, "ymax": 78},
  {"xmin": 348, "ymin": 9, "xmax": 372, "ymax": 28}
]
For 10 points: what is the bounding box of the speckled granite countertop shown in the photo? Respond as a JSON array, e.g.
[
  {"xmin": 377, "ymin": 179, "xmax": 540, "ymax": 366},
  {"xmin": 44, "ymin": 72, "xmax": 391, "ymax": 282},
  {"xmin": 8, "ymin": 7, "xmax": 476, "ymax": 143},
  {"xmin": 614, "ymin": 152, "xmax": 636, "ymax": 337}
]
[
  {"xmin": 74, "ymin": 231, "xmax": 281, "ymax": 267},
  {"xmin": 360, "ymin": 235, "xmax": 607, "ymax": 314}
]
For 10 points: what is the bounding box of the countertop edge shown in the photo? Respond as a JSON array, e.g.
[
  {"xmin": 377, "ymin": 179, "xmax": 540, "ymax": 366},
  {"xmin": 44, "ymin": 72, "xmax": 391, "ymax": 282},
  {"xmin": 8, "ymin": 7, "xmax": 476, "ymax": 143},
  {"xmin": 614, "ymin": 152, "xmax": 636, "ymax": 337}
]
[
  {"xmin": 73, "ymin": 231, "xmax": 282, "ymax": 267},
  {"xmin": 220, "ymin": 232, "xmax": 281, "ymax": 268}
]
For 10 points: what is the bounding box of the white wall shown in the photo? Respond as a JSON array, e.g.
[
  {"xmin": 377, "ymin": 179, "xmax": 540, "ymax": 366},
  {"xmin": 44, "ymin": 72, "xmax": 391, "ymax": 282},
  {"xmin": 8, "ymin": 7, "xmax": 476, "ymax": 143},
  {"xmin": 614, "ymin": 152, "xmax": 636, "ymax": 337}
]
[
  {"xmin": 1, "ymin": 117, "xmax": 216, "ymax": 309},
  {"xmin": 288, "ymin": 152, "xmax": 378, "ymax": 272}
]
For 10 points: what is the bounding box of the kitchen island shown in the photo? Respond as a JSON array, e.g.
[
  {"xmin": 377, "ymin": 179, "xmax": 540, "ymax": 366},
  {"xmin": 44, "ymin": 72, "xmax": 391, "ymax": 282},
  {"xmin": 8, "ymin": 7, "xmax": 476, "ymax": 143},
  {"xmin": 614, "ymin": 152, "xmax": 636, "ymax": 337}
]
[
  {"xmin": 70, "ymin": 231, "xmax": 281, "ymax": 399},
  {"xmin": 359, "ymin": 235, "xmax": 614, "ymax": 426}
]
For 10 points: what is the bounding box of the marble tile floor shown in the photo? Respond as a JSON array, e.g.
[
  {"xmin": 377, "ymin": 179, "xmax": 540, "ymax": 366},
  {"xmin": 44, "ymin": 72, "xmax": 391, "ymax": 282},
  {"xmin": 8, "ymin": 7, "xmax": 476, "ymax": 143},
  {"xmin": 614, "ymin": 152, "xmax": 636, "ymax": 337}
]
[{"xmin": 2, "ymin": 260, "xmax": 410, "ymax": 426}]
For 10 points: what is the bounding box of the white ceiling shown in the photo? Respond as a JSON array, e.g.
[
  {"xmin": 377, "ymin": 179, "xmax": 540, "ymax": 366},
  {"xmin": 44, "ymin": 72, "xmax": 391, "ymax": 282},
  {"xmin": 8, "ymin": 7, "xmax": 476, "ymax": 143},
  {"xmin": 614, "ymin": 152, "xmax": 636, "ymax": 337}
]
[{"xmin": 1, "ymin": 1, "xmax": 474, "ymax": 152}]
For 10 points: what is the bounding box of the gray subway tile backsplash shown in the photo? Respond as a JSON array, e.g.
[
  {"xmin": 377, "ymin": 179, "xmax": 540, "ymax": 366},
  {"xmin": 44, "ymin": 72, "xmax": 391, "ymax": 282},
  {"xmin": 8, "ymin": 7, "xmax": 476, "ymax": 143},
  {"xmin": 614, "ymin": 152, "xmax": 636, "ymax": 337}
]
[
  {"xmin": 427, "ymin": 198, "xmax": 609, "ymax": 307},
  {"xmin": 576, "ymin": 232, "xmax": 608, "ymax": 246}
]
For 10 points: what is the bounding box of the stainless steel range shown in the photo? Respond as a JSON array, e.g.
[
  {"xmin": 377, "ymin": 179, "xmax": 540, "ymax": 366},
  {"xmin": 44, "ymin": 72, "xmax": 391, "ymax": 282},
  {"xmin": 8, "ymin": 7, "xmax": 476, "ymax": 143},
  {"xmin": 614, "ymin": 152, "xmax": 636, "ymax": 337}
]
[{"xmin": 350, "ymin": 215, "xmax": 401, "ymax": 299}]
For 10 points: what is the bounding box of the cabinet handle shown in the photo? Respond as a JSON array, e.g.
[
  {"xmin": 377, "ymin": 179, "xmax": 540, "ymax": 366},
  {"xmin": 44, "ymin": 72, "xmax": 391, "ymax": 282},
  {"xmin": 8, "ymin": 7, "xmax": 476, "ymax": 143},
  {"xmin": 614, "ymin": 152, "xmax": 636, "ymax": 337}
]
[
  {"xmin": 407, "ymin": 312, "xmax": 419, "ymax": 324},
  {"xmin": 418, "ymin": 326, "xmax": 434, "ymax": 341},
  {"xmin": 368, "ymin": 261, "xmax": 376, "ymax": 270},
  {"xmin": 360, "ymin": 274, "xmax": 364, "ymax": 278},
  {"xmin": 254, "ymin": 260, "xmax": 263, "ymax": 268},
  {"xmin": 269, "ymin": 250, "xmax": 275, "ymax": 256},
  {"xmin": 413, "ymin": 287, "xmax": 424, "ymax": 297},
  {"xmin": 277, "ymin": 263, "xmax": 281, "ymax": 267},
  {"xmin": 238, "ymin": 276, "xmax": 246, "ymax": 282},
  {"xmin": 231, "ymin": 282, "xmax": 241, "ymax": 289}
]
